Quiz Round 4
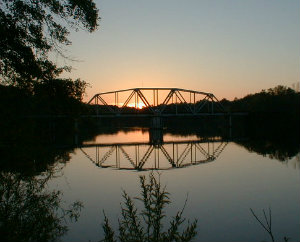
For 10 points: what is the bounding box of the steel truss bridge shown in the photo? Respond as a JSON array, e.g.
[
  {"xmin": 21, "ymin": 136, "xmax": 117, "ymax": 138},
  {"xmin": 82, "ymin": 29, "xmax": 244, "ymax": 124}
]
[
  {"xmin": 87, "ymin": 88, "xmax": 227, "ymax": 117},
  {"xmin": 79, "ymin": 138, "xmax": 228, "ymax": 171}
]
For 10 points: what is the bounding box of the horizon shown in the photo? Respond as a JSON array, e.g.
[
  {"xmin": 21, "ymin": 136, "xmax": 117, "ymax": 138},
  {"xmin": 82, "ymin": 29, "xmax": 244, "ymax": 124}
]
[{"xmin": 84, "ymin": 83, "xmax": 300, "ymax": 104}]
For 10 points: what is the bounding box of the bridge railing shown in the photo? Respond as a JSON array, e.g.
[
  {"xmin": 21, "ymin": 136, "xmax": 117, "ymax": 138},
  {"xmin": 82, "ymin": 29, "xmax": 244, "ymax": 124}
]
[{"xmin": 88, "ymin": 88, "xmax": 226, "ymax": 116}]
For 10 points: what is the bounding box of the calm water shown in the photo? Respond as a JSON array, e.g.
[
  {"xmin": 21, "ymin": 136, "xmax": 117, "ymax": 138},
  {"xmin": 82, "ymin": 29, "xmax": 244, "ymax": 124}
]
[{"xmin": 42, "ymin": 128, "xmax": 300, "ymax": 242}]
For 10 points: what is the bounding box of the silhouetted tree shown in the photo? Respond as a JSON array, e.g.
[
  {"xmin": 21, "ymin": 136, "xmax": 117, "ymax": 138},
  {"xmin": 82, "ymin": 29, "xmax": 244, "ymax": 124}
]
[
  {"xmin": 0, "ymin": 79, "xmax": 88, "ymax": 116},
  {"xmin": 221, "ymin": 85, "xmax": 300, "ymax": 114},
  {"xmin": 0, "ymin": 0, "xmax": 99, "ymax": 88}
]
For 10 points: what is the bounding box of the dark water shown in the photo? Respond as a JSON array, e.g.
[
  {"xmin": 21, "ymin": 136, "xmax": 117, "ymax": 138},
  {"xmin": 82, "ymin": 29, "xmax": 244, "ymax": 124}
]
[{"xmin": 1, "ymin": 121, "xmax": 299, "ymax": 242}]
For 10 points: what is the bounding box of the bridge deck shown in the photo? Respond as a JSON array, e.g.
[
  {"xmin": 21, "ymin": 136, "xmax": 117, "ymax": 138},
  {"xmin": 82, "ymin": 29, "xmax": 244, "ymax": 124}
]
[
  {"xmin": 80, "ymin": 138, "xmax": 225, "ymax": 148},
  {"xmin": 80, "ymin": 112, "xmax": 248, "ymax": 118}
]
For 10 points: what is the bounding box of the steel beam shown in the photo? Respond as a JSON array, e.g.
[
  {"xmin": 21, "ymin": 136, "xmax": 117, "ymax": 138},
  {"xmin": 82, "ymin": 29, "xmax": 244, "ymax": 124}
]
[{"xmin": 88, "ymin": 87, "xmax": 228, "ymax": 116}]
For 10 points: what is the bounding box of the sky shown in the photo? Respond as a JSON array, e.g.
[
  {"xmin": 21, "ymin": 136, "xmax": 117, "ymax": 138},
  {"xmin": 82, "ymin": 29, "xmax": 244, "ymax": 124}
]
[{"xmin": 60, "ymin": 0, "xmax": 300, "ymax": 102}]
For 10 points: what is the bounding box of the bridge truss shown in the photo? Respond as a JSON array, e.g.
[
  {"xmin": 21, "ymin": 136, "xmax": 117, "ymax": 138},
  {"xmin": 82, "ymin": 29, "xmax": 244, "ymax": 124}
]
[
  {"xmin": 88, "ymin": 88, "xmax": 226, "ymax": 116},
  {"xmin": 80, "ymin": 139, "xmax": 228, "ymax": 170}
]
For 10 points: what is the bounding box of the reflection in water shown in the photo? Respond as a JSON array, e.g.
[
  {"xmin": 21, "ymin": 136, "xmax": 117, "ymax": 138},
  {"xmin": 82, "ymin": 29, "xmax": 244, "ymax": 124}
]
[
  {"xmin": 0, "ymin": 172, "xmax": 82, "ymax": 242},
  {"xmin": 80, "ymin": 138, "xmax": 228, "ymax": 170},
  {"xmin": 0, "ymin": 143, "xmax": 74, "ymax": 176},
  {"xmin": 235, "ymin": 138, "xmax": 300, "ymax": 168},
  {"xmin": 79, "ymin": 127, "xmax": 300, "ymax": 171}
]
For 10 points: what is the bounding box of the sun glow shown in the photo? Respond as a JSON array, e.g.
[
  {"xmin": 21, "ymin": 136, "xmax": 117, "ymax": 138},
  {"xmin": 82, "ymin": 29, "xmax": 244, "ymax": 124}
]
[{"xmin": 127, "ymin": 102, "xmax": 146, "ymax": 109}]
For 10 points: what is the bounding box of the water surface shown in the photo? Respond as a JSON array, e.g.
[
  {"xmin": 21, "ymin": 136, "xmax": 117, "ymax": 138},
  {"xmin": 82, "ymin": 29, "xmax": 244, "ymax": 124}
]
[{"xmin": 45, "ymin": 128, "xmax": 300, "ymax": 242}]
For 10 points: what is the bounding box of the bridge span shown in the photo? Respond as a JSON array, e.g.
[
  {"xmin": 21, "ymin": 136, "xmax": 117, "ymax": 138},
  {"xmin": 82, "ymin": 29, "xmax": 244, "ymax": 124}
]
[{"xmin": 87, "ymin": 87, "xmax": 227, "ymax": 117}]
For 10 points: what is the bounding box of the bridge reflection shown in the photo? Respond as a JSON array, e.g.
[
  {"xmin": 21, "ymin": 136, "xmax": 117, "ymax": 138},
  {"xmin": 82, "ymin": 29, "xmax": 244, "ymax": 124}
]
[{"xmin": 80, "ymin": 138, "xmax": 228, "ymax": 171}]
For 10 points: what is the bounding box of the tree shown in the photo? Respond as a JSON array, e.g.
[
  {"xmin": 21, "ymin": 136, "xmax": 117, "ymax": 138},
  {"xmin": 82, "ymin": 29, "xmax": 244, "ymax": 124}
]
[{"xmin": 0, "ymin": 0, "xmax": 99, "ymax": 87}]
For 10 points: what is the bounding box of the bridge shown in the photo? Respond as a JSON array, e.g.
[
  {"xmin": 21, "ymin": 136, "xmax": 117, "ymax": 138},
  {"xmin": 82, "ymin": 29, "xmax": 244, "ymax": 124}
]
[
  {"xmin": 79, "ymin": 137, "xmax": 228, "ymax": 171},
  {"xmin": 87, "ymin": 87, "xmax": 227, "ymax": 117}
]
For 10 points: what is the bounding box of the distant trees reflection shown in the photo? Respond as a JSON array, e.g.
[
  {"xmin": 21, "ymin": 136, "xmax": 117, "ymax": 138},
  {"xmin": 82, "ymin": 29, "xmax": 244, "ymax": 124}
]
[
  {"xmin": 0, "ymin": 172, "xmax": 82, "ymax": 242},
  {"xmin": 0, "ymin": 144, "xmax": 73, "ymax": 176},
  {"xmin": 236, "ymin": 139, "xmax": 300, "ymax": 162}
]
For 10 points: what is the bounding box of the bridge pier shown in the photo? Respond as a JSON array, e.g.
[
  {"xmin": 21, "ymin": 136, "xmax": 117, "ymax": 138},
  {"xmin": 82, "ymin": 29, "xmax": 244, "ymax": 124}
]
[
  {"xmin": 228, "ymin": 114, "xmax": 232, "ymax": 139},
  {"xmin": 149, "ymin": 129, "xmax": 163, "ymax": 145},
  {"xmin": 74, "ymin": 118, "xmax": 79, "ymax": 146},
  {"xmin": 151, "ymin": 116, "xmax": 163, "ymax": 129},
  {"xmin": 150, "ymin": 116, "xmax": 163, "ymax": 145}
]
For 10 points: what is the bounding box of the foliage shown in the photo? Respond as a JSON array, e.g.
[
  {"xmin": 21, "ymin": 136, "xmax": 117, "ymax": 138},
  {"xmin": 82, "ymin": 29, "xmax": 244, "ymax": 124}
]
[
  {"xmin": 34, "ymin": 78, "xmax": 88, "ymax": 101},
  {"xmin": 0, "ymin": 0, "xmax": 99, "ymax": 87},
  {"xmin": 0, "ymin": 171, "xmax": 83, "ymax": 242},
  {"xmin": 0, "ymin": 80, "xmax": 88, "ymax": 116},
  {"xmin": 221, "ymin": 85, "xmax": 300, "ymax": 114},
  {"xmin": 32, "ymin": 78, "xmax": 89, "ymax": 114},
  {"xmin": 236, "ymin": 138, "xmax": 300, "ymax": 162},
  {"xmin": 101, "ymin": 172, "xmax": 198, "ymax": 242}
]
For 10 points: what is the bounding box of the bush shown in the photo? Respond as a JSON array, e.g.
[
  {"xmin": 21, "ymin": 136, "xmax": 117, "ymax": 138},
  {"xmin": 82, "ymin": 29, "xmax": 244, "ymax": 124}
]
[{"xmin": 101, "ymin": 172, "xmax": 197, "ymax": 242}]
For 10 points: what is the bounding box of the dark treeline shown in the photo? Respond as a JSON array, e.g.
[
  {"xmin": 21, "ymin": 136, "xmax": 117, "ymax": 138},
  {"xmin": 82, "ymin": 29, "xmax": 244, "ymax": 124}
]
[
  {"xmin": 0, "ymin": 80, "xmax": 89, "ymax": 118},
  {"xmin": 223, "ymin": 86, "xmax": 299, "ymax": 141},
  {"xmin": 220, "ymin": 85, "xmax": 299, "ymax": 115},
  {"xmin": 1, "ymin": 84, "xmax": 299, "ymax": 118}
]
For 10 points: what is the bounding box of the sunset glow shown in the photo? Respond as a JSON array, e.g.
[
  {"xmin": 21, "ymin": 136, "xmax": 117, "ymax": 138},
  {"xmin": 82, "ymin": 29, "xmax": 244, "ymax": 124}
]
[{"xmin": 127, "ymin": 102, "xmax": 146, "ymax": 109}]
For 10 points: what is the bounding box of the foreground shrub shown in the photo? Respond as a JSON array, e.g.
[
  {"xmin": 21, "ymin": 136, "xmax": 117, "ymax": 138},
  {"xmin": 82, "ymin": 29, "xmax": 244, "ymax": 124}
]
[{"xmin": 101, "ymin": 172, "xmax": 197, "ymax": 242}]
